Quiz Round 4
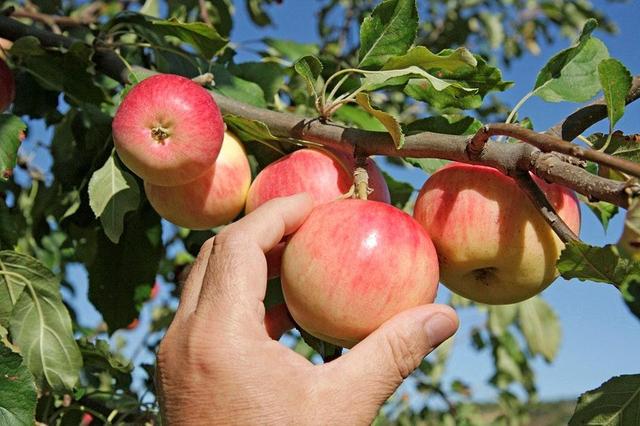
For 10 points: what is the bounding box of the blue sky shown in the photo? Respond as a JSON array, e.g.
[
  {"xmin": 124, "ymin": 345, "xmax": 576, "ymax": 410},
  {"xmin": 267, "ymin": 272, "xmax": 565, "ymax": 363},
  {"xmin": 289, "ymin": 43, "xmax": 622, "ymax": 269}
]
[
  {"xmin": 226, "ymin": 0, "xmax": 640, "ymax": 402},
  {"xmin": 14, "ymin": 0, "xmax": 639, "ymax": 405}
]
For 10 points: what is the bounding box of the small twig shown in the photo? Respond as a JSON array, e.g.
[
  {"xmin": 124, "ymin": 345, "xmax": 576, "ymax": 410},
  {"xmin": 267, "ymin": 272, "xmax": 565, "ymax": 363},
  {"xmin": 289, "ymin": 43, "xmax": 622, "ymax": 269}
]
[
  {"xmin": 514, "ymin": 170, "xmax": 579, "ymax": 243},
  {"xmin": 471, "ymin": 123, "xmax": 640, "ymax": 179},
  {"xmin": 192, "ymin": 72, "xmax": 214, "ymax": 86},
  {"xmin": 197, "ymin": 0, "xmax": 213, "ymax": 26},
  {"xmin": 10, "ymin": 4, "xmax": 101, "ymax": 29}
]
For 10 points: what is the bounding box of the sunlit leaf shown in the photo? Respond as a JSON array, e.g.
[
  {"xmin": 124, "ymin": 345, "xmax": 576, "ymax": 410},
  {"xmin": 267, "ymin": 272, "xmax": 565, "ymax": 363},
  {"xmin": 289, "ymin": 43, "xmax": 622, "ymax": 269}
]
[
  {"xmin": 533, "ymin": 19, "xmax": 609, "ymax": 102},
  {"xmin": 569, "ymin": 374, "xmax": 640, "ymax": 425},
  {"xmin": 293, "ymin": 55, "xmax": 323, "ymax": 98},
  {"xmin": 88, "ymin": 155, "xmax": 140, "ymax": 244},
  {"xmin": 355, "ymin": 92, "xmax": 404, "ymax": 149},
  {"xmin": 517, "ymin": 296, "xmax": 561, "ymax": 362},
  {"xmin": 598, "ymin": 58, "xmax": 632, "ymax": 136},
  {"xmin": 0, "ymin": 251, "xmax": 82, "ymax": 391},
  {"xmin": 358, "ymin": 0, "xmax": 418, "ymax": 69}
]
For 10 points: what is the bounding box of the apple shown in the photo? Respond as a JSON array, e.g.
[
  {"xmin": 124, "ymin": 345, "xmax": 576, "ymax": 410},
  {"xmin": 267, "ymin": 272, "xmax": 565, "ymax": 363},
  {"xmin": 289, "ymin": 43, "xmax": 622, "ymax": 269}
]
[
  {"xmin": 413, "ymin": 162, "xmax": 581, "ymax": 305},
  {"xmin": 281, "ymin": 199, "xmax": 440, "ymax": 347},
  {"xmin": 0, "ymin": 57, "xmax": 15, "ymax": 112},
  {"xmin": 145, "ymin": 132, "xmax": 251, "ymax": 229},
  {"xmin": 112, "ymin": 74, "xmax": 224, "ymax": 186},
  {"xmin": 245, "ymin": 148, "xmax": 390, "ymax": 213}
]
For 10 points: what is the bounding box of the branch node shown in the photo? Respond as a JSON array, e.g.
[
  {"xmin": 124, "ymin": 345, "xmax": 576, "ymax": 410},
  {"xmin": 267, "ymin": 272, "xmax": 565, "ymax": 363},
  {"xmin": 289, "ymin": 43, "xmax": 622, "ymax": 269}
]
[{"xmin": 467, "ymin": 125, "xmax": 490, "ymax": 160}]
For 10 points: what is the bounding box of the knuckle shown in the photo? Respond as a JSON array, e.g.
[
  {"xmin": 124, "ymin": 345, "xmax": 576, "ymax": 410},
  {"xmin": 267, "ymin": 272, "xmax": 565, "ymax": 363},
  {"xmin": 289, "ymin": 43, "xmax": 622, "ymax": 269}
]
[{"xmin": 384, "ymin": 328, "xmax": 421, "ymax": 379}]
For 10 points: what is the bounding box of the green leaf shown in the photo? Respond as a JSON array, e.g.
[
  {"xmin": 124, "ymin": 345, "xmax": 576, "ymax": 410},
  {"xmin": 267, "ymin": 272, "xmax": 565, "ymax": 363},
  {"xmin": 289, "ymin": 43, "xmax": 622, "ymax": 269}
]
[
  {"xmin": 10, "ymin": 37, "xmax": 109, "ymax": 105},
  {"xmin": 517, "ymin": 296, "xmax": 561, "ymax": 362},
  {"xmin": 382, "ymin": 46, "xmax": 477, "ymax": 74},
  {"xmin": 381, "ymin": 171, "xmax": 414, "ymax": 209},
  {"xmin": 360, "ymin": 66, "xmax": 477, "ymax": 95},
  {"xmin": 246, "ymin": 0, "xmax": 273, "ymax": 27},
  {"xmin": 598, "ymin": 58, "xmax": 632, "ymax": 135},
  {"xmin": 78, "ymin": 338, "xmax": 133, "ymax": 388},
  {"xmin": 533, "ymin": 19, "xmax": 609, "ymax": 102},
  {"xmin": 293, "ymin": 55, "xmax": 323, "ymax": 98},
  {"xmin": 224, "ymin": 114, "xmax": 280, "ymax": 143},
  {"xmin": 569, "ymin": 375, "xmax": 640, "ymax": 425},
  {"xmin": 88, "ymin": 155, "xmax": 140, "ymax": 244},
  {"xmin": 0, "ymin": 343, "xmax": 37, "ymax": 426},
  {"xmin": 558, "ymin": 241, "xmax": 633, "ymax": 285},
  {"xmin": 139, "ymin": 0, "xmax": 161, "ymax": 17},
  {"xmin": 618, "ymin": 198, "xmax": 640, "ymax": 262},
  {"xmin": 229, "ymin": 61, "xmax": 286, "ymax": 102},
  {"xmin": 210, "ymin": 64, "xmax": 267, "ymax": 108},
  {"xmin": 488, "ymin": 304, "xmax": 518, "ymax": 336},
  {"xmin": 0, "ymin": 251, "xmax": 82, "ymax": 391},
  {"xmin": 106, "ymin": 12, "xmax": 227, "ymax": 61},
  {"xmin": 405, "ymin": 115, "xmax": 483, "ymax": 136},
  {"xmin": 152, "ymin": 18, "xmax": 227, "ymax": 60},
  {"xmin": 87, "ymin": 206, "xmax": 162, "ymax": 331},
  {"xmin": 403, "ymin": 54, "xmax": 512, "ymax": 110},
  {"xmin": 355, "ymin": 92, "xmax": 404, "ymax": 149},
  {"xmin": 332, "ymin": 105, "xmax": 386, "ymax": 131},
  {"xmin": 589, "ymin": 133, "xmax": 640, "ymax": 165},
  {"xmin": 358, "ymin": 0, "xmax": 418, "ymax": 69},
  {"xmin": 263, "ymin": 38, "xmax": 319, "ymax": 62},
  {"xmin": 404, "ymin": 158, "xmax": 449, "ymax": 174},
  {"xmin": 579, "ymin": 195, "xmax": 618, "ymax": 231},
  {"xmin": 0, "ymin": 115, "xmax": 26, "ymax": 180},
  {"xmin": 559, "ymin": 241, "xmax": 640, "ymax": 320}
]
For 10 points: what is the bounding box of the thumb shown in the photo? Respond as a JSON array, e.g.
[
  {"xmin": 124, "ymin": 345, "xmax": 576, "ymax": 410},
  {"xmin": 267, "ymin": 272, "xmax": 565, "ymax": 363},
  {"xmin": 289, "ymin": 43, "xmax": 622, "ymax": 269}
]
[{"xmin": 322, "ymin": 304, "xmax": 458, "ymax": 413}]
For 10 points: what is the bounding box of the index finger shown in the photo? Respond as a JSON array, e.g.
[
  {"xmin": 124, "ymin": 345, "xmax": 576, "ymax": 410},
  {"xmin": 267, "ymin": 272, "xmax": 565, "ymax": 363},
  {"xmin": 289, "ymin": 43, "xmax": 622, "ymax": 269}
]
[{"xmin": 195, "ymin": 193, "xmax": 313, "ymax": 322}]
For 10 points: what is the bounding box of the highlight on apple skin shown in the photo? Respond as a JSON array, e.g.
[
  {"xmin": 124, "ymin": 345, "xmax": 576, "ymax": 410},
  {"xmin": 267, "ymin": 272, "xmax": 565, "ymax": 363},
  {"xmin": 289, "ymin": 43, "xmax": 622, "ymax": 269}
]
[
  {"xmin": 112, "ymin": 74, "xmax": 224, "ymax": 186},
  {"xmin": 413, "ymin": 162, "xmax": 581, "ymax": 305},
  {"xmin": 244, "ymin": 148, "xmax": 390, "ymax": 213},
  {"xmin": 0, "ymin": 57, "xmax": 15, "ymax": 112},
  {"xmin": 281, "ymin": 199, "xmax": 440, "ymax": 348},
  {"xmin": 144, "ymin": 132, "xmax": 251, "ymax": 230}
]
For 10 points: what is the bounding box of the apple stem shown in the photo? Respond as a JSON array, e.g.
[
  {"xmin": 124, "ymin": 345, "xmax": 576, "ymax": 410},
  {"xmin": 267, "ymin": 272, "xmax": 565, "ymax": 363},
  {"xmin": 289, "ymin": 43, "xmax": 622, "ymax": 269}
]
[{"xmin": 353, "ymin": 152, "xmax": 371, "ymax": 200}]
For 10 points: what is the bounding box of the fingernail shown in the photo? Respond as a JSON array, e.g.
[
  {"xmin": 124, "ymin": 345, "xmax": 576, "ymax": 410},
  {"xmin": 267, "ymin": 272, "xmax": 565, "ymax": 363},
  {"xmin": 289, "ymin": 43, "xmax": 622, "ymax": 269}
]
[{"xmin": 424, "ymin": 314, "xmax": 455, "ymax": 348}]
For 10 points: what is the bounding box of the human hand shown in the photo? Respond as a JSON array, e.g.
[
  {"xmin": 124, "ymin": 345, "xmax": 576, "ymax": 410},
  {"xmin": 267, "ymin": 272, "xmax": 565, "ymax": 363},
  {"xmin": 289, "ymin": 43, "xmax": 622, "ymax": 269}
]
[{"xmin": 156, "ymin": 193, "xmax": 459, "ymax": 425}]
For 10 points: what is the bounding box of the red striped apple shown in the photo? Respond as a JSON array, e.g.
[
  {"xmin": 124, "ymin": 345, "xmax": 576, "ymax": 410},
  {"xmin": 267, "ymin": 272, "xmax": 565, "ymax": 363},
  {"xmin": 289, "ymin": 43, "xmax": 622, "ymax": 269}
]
[
  {"xmin": 144, "ymin": 132, "xmax": 251, "ymax": 229},
  {"xmin": 281, "ymin": 199, "xmax": 439, "ymax": 347},
  {"xmin": 413, "ymin": 162, "xmax": 581, "ymax": 305},
  {"xmin": 0, "ymin": 57, "xmax": 15, "ymax": 111},
  {"xmin": 245, "ymin": 148, "xmax": 390, "ymax": 213},
  {"xmin": 112, "ymin": 74, "xmax": 224, "ymax": 186}
]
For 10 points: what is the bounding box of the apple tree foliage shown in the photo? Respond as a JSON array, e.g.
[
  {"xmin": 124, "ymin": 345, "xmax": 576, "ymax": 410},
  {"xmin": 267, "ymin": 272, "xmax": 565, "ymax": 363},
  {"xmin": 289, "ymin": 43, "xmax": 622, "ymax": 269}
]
[{"xmin": 0, "ymin": 0, "xmax": 639, "ymax": 424}]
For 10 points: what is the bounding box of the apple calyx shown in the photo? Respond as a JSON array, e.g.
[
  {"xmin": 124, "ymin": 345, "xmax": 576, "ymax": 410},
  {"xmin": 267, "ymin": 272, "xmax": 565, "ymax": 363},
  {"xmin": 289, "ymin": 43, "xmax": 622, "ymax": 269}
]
[{"xmin": 151, "ymin": 126, "xmax": 170, "ymax": 143}]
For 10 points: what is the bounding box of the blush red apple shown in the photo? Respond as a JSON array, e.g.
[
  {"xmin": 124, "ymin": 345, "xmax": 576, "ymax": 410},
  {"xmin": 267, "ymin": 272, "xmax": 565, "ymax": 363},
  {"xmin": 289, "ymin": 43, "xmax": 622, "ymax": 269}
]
[
  {"xmin": 145, "ymin": 132, "xmax": 251, "ymax": 229},
  {"xmin": 112, "ymin": 74, "xmax": 224, "ymax": 186},
  {"xmin": 413, "ymin": 162, "xmax": 581, "ymax": 304},
  {"xmin": 245, "ymin": 148, "xmax": 390, "ymax": 213},
  {"xmin": 281, "ymin": 199, "xmax": 439, "ymax": 347}
]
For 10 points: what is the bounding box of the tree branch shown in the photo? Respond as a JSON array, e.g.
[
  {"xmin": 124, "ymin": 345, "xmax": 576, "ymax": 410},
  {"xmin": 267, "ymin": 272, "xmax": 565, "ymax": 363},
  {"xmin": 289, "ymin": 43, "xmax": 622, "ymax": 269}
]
[
  {"xmin": 10, "ymin": 3, "xmax": 103, "ymax": 31},
  {"xmin": 513, "ymin": 171, "xmax": 579, "ymax": 243},
  {"xmin": 469, "ymin": 123, "xmax": 640, "ymax": 179},
  {"xmin": 0, "ymin": 14, "xmax": 638, "ymax": 215}
]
